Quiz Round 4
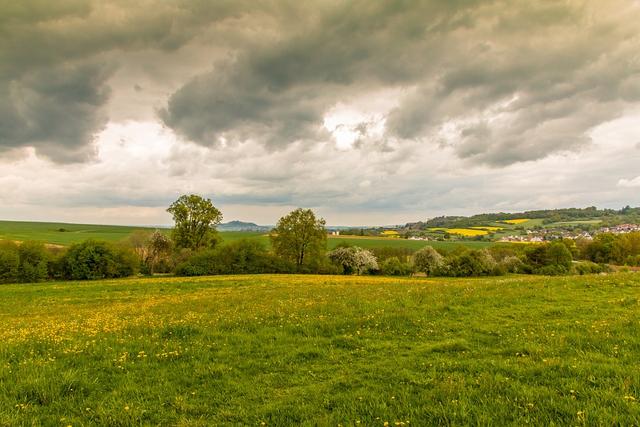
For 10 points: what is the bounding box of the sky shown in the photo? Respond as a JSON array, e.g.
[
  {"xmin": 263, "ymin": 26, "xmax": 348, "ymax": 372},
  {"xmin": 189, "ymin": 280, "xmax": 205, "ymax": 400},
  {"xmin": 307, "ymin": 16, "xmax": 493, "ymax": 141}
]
[{"xmin": 1, "ymin": 0, "xmax": 639, "ymax": 226}]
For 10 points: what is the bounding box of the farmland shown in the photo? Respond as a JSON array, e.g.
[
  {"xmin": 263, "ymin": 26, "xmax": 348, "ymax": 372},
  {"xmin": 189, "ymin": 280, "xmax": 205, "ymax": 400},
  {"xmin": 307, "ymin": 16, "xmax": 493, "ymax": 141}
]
[
  {"xmin": 0, "ymin": 220, "xmax": 493, "ymax": 251},
  {"xmin": 1, "ymin": 273, "xmax": 639, "ymax": 425},
  {"xmin": 501, "ymin": 219, "xmax": 531, "ymax": 225},
  {"xmin": 327, "ymin": 235, "xmax": 493, "ymax": 250},
  {"xmin": 0, "ymin": 221, "xmax": 155, "ymax": 246}
]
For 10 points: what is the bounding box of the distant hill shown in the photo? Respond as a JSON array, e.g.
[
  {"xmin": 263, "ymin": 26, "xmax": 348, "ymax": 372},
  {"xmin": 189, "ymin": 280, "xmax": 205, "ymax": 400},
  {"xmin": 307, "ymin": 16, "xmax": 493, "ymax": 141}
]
[{"xmin": 218, "ymin": 221, "xmax": 270, "ymax": 232}]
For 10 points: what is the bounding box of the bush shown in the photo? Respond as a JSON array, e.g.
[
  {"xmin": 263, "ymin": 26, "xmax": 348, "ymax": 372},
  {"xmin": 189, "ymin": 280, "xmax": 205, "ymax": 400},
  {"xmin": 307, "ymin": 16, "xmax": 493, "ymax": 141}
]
[
  {"xmin": 371, "ymin": 247, "xmax": 415, "ymax": 264},
  {"xmin": 175, "ymin": 249, "xmax": 218, "ymax": 276},
  {"xmin": 0, "ymin": 241, "xmax": 19, "ymax": 283},
  {"xmin": 16, "ymin": 241, "xmax": 49, "ymax": 283},
  {"xmin": 46, "ymin": 247, "xmax": 67, "ymax": 280},
  {"xmin": 625, "ymin": 254, "xmax": 640, "ymax": 267},
  {"xmin": 218, "ymin": 239, "xmax": 287, "ymax": 274},
  {"xmin": 176, "ymin": 239, "xmax": 296, "ymax": 276},
  {"xmin": 498, "ymin": 255, "xmax": 525, "ymax": 274},
  {"xmin": 62, "ymin": 240, "xmax": 138, "ymax": 280},
  {"xmin": 574, "ymin": 261, "xmax": 610, "ymax": 275},
  {"xmin": 295, "ymin": 256, "xmax": 341, "ymax": 275},
  {"xmin": 380, "ymin": 256, "xmax": 413, "ymax": 276},
  {"xmin": 525, "ymin": 242, "xmax": 573, "ymax": 275},
  {"xmin": 441, "ymin": 249, "xmax": 499, "ymax": 277},
  {"xmin": 412, "ymin": 246, "xmax": 444, "ymax": 276},
  {"xmin": 327, "ymin": 246, "xmax": 378, "ymax": 275}
]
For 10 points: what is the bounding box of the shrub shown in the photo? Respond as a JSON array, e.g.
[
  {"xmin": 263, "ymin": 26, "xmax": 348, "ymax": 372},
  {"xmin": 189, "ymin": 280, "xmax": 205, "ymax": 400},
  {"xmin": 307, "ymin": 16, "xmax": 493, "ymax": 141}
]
[
  {"xmin": 175, "ymin": 239, "xmax": 296, "ymax": 276},
  {"xmin": 218, "ymin": 239, "xmax": 284, "ymax": 274},
  {"xmin": 442, "ymin": 249, "xmax": 499, "ymax": 277},
  {"xmin": 328, "ymin": 246, "xmax": 378, "ymax": 275},
  {"xmin": 525, "ymin": 242, "xmax": 573, "ymax": 275},
  {"xmin": 625, "ymin": 254, "xmax": 640, "ymax": 267},
  {"xmin": 175, "ymin": 249, "xmax": 218, "ymax": 276},
  {"xmin": 46, "ymin": 247, "xmax": 67, "ymax": 280},
  {"xmin": 574, "ymin": 261, "xmax": 610, "ymax": 275},
  {"xmin": 380, "ymin": 256, "xmax": 413, "ymax": 276},
  {"xmin": 498, "ymin": 255, "xmax": 525, "ymax": 274},
  {"xmin": 62, "ymin": 240, "xmax": 138, "ymax": 280},
  {"xmin": 371, "ymin": 247, "xmax": 415, "ymax": 263},
  {"xmin": 0, "ymin": 241, "xmax": 19, "ymax": 283},
  {"xmin": 413, "ymin": 246, "xmax": 444, "ymax": 276},
  {"xmin": 17, "ymin": 241, "xmax": 49, "ymax": 283}
]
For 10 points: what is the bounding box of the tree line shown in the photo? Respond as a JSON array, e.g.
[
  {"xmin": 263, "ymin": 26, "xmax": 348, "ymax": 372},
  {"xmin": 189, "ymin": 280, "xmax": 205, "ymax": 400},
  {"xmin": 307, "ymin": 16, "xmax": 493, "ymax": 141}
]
[{"xmin": 1, "ymin": 194, "xmax": 639, "ymax": 284}]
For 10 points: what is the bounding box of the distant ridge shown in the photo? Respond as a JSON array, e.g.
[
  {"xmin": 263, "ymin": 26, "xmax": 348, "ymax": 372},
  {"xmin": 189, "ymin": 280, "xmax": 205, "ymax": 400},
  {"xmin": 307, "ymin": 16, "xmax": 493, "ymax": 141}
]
[{"xmin": 218, "ymin": 221, "xmax": 270, "ymax": 232}]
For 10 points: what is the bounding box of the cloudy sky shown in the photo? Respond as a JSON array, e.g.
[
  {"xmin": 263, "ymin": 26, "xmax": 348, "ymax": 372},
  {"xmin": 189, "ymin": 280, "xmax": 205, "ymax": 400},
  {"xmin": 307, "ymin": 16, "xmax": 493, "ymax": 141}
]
[{"xmin": 1, "ymin": 1, "xmax": 639, "ymax": 226}]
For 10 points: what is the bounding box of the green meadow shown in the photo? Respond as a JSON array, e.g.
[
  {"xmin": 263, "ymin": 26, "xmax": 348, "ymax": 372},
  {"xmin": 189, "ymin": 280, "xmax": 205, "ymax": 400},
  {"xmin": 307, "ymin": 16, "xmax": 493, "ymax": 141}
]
[
  {"xmin": 0, "ymin": 221, "xmax": 154, "ymax": 246},
  {"xmin": 0, "ymin": 220, "xmax": 492, "ymax": 251},
  {"xmin": 1, "ymin": 273, "xmax": 639, "ymax": 425}
]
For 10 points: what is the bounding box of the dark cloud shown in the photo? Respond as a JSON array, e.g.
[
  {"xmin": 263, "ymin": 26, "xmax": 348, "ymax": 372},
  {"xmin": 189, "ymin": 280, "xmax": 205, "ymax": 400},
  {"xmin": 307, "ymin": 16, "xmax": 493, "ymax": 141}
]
[
  {"xmin": 160, "ymin": 0, "xmax": 640, "ymax": 164},
  {"xmin": 160, "ymin": 60, "xmax": 333, "ymax": 147},
  {"xmin": 0, "ymin": 61, "xmax": 113, "ymax": 162},
  {"xmin": 161, "ymin": 0, "xmax": 489, "ymax": 148},
  {"xmin": 0, "ymin": 0, "xmax": 255, "ymax": 161},
  {"xmin": 1, "ymin": 0, "xmax": 640, "ymax": 167}
]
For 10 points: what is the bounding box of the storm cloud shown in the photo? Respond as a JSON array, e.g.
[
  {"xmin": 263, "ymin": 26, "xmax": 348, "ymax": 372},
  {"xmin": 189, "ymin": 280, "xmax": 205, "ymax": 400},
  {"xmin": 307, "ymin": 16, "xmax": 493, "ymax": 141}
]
[
  {"xmin": 1, "ymin": 1, "xmax": 639, "ymax": 224},
  {"xmin": 160, "ymin": 0, "xmax": 640, "ymax": 165}
]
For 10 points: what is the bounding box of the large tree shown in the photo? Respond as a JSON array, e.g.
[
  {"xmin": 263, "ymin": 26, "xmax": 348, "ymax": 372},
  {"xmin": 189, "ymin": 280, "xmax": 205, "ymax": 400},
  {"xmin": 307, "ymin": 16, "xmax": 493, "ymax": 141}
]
[
  {"xmin": 167, "ymin": 194, "xmax": 223, "ymax": 250},
  {"xmin": 271, "ymin": 208, "xmax": 327, "ymax": 267}
]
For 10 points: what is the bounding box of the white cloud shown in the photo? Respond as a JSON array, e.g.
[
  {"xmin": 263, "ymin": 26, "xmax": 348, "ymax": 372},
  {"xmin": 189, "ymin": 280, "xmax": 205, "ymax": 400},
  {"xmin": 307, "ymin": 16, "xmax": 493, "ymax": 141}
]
[{"xmin": 618, "ymin": 177, "xmax": 640, "ymax": 188}]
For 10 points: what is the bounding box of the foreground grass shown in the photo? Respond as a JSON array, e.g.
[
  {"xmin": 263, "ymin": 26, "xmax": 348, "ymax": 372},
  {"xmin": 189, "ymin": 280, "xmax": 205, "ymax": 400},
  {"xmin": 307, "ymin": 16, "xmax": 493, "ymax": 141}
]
[{"xmin": 1, "ymin": 274, "xmax": 639, "ymax": 425}]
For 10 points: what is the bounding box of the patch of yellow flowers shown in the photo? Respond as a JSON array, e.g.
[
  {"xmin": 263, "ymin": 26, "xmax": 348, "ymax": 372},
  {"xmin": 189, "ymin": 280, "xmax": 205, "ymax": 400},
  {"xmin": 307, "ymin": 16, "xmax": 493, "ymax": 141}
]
[{"xmin": 502, "ymin": 219, "xmax": 530, "ymax": 224}]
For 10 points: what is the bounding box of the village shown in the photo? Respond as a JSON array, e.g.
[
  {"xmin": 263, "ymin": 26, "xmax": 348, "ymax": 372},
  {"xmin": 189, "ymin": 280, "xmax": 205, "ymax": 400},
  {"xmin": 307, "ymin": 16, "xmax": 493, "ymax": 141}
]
[{"xmin": 499, "ymin": 223, "xmax": 640, "ymax": 243}]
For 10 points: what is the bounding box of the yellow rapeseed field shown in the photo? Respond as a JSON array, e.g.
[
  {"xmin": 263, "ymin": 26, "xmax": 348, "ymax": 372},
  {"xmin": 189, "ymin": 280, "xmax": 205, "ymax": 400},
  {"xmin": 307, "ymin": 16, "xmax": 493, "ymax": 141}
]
[
  {"xmin": 502, "ymin": 219, "xmax": 530, "ymax": 224},
  {"xmin": 429, "ymin": 228, "xmax": 489, "ymax": 236},
  {"xmin": 469, "ymin": 226, "xmax": 504, "ymax": 231}
]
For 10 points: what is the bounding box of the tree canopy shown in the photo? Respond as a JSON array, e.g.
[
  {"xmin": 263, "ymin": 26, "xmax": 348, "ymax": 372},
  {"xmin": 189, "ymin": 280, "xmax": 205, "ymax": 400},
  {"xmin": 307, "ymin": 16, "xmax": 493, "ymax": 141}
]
[
  {"xmin": 270, "ymin": 208, "xmax": 327, "ymax": 267},
  {"xmin": 167, "ymin": 194, "xmax": 223, "ymax": 250}
]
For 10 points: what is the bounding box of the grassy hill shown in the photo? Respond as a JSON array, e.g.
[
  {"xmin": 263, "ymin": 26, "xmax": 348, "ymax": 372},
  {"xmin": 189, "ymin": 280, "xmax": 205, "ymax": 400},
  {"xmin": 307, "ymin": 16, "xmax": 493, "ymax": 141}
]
[
  {"xmin": 406, "ymin": 206, "xmax": 640, "ymax": 231},
  {"xmin": 1, "ymin": 273, "xmax": 639, "ymax": 425}
]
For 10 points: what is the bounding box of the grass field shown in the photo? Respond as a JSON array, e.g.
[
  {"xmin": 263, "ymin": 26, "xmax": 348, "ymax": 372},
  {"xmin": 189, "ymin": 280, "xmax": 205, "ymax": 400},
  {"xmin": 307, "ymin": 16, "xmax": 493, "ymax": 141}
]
[
  {"xmin": 544, "ymin": 220, "xmax": 603, "ymax": 227},
  {"xmin": 1, "ymin": 273, "xmax": 639, "ymax": 425},
  {"xmin": 0, "ymin": 220, "xmax": 492, "ymax": 251},
  {"xmin": 0, "ymin": 220, "xmax": 155, "ymax": 246},
  {"xmin": 327, "ymin": 235, "xmax": 493, "ymax": 251}
]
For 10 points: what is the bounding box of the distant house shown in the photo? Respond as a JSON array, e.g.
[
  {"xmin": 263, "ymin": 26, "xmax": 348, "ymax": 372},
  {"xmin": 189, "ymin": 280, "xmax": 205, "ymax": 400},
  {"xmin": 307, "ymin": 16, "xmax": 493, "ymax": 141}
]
[{"xmin": 599, "ymin": 224, "xmax": 640, "ymax": 234}]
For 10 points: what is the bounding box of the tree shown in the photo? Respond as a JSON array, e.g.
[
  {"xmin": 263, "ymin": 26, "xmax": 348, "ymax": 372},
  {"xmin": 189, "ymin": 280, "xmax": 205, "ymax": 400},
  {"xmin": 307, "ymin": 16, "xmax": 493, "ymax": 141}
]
[
  {"xmin": 328, "ymin": 246, "xmax": 378, "ymax": 275},
  {"xmin": 0, "ymin": 241, "xmax": 19, "ymax": 283},
  {"xmin": 271, "ymin": 208, "xmax": 327, "ymax": 267},
  {"xmin": 525, "ymin": 241, "xmax": 573, "ymax": 275},
  {"xmin": 412, "ymin": 246, "xmax": 444, "ymax": 276},
  {"xmin": 127, "ymin": 230, "xmax": 153, "ymax": 260},
  {"xmin": 546, "ymin": 241, "xmax": 573, "ymax": 271},
  {"xmin": 444, "ymin": 249, "xmax": 498, "ymax": 277},
  {"xmin": 167, "ymin": 194, "xmax": 223, "ymax": 250},
  {"xmin": 17, "ymin": 241, "xmax": 49, "ymax": 283},
  {"xmin": 146, "ymin": 230, "xmax": 173, "ymax": 274}
]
